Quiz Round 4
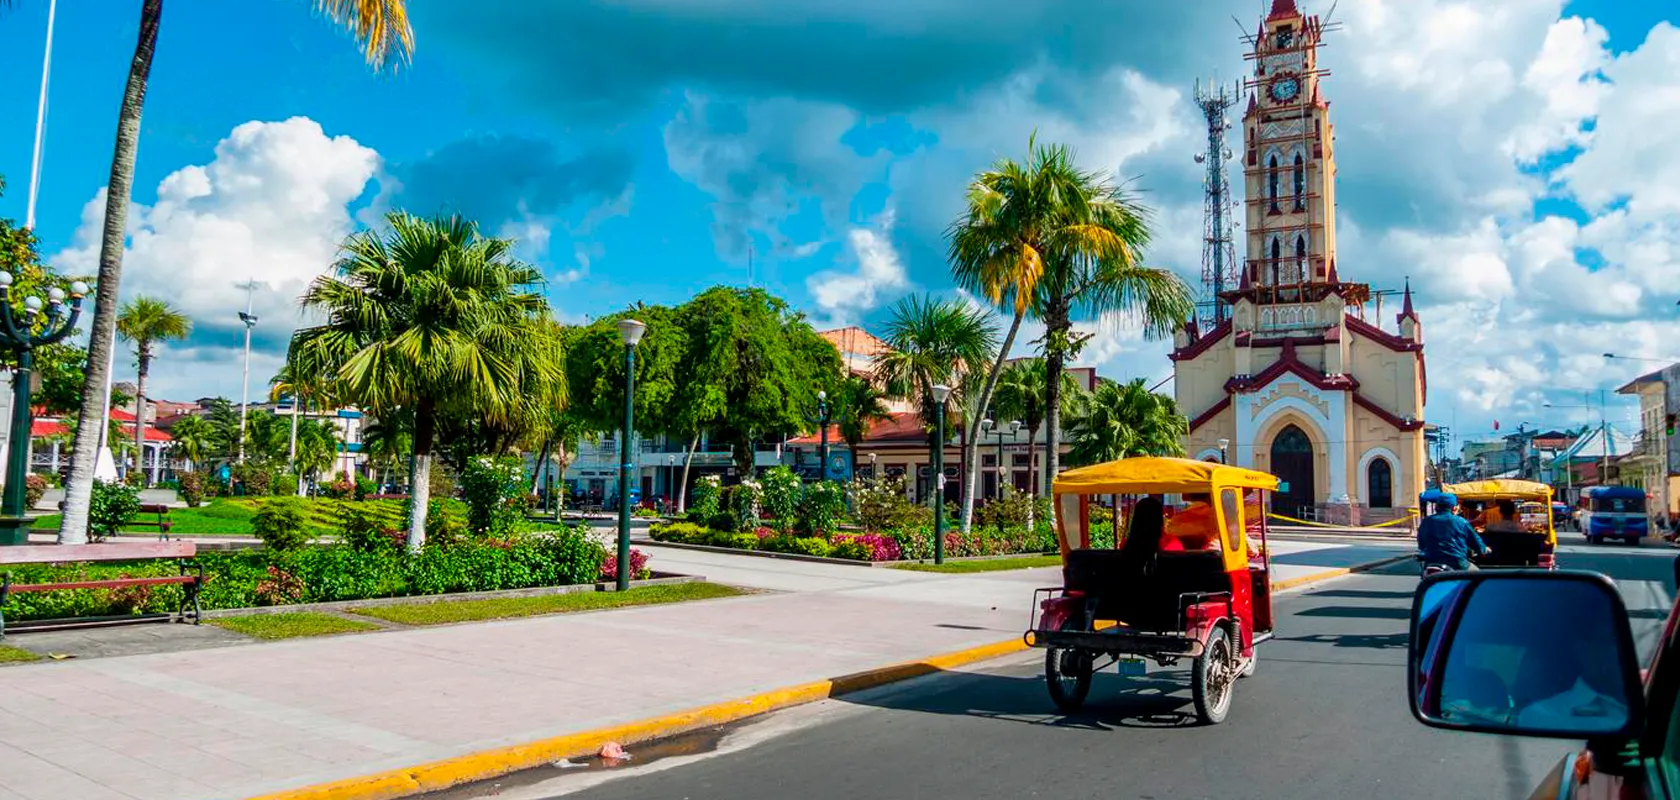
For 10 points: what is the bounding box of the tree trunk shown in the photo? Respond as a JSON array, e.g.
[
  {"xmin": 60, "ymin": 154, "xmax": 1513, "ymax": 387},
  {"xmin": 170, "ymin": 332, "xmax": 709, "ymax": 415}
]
[
  {"xmin": 1025, "ymin": 420, "xmax": 1042, "ymax": 533},
  {"xmin": 1044, "ymin": 304, "xmax": 1069, "ymax": 530},
  {"xmin": 60, "ymin": 0, "xmax": 161, "ymax": 545},
  {"xmin": 132, "ymin": 349, "xmax": 151, "ymax": 487},
  {"xmin": 529, "ymin": 439, "xmax": 552, "ymax": 494},
  {"xmin": 406, "ymin": 398, "xmax": 436, "ymax": 552},
  {"xmin": 960, "ymin": 310, "xmax": 1024, "ymax": 534},
  {"xmin": 676, "ymin": 434, "xmax": 699, "ymax": 513}
]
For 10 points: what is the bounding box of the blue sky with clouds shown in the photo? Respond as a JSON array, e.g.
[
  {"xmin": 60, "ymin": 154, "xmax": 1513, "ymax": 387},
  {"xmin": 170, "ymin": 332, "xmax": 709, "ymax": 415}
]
[{"xmin": 1, "ymin": 0, "xmax": 1678, "ymax": 453}]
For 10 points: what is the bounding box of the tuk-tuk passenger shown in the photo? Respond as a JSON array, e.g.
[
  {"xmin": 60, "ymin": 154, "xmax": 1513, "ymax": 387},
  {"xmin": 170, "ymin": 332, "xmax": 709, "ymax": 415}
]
[
  {"xmin": 1119, "ymin": 497, "xmax": 1166, "ymax": 572},
  {"xmin": 1486, "ymin": 499, "xmax": 1524, "ymax": 533},
  {"xmin": 1163, "ymin": 492, "xmax": 1219, "ymax": 551}
]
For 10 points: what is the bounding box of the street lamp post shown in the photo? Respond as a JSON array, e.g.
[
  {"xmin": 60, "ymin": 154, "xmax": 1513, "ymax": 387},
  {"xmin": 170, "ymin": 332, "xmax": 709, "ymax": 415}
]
[
  {"xmin": 615, "ymin": 318, "xmax": 647, "ymax": 591},
  {"xmin": 235, "ymin": 281, "xmax": 259, "ymax": 464},
  {"xmin": 1218, "ymin": 438, "xmax": 1230, "ymax": 465},
  {"xmin": 816, "ymin": 390, "xmax": 830, "ymax": 481},
  {"xmin": 0, "ymin": 275, "xmax": 87, "ymax": 545},
  {"xmin": 931, "ymin": 384, "xmax": 951, "ymax": 565},
  {"xmin": 981, "ymin": 418, "xmax": 1021, "ymax": 535}
]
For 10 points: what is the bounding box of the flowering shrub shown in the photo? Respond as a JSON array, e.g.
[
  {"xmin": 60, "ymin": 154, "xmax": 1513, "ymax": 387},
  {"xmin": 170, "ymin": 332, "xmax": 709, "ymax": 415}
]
[
  {"xmin": 323, "ymin": 472, "xmax": 356, "ymax": 500},
  {"xmin": 850, "ymin": 477, "xmax": 929, "ymax": 532},
  {"xmin": 254, "ymin": 566, "xmax": 307, "ymax": 605},
  {"xmin": 24, "ymin": 473, "xmax": 47, "ymax": 511},
  {"xmin": 760, "ymin": 467, "xmax": 802, "ymax": 533},
  {"xmin": 460, "ymin": 456, "xmax": 528, "ymax": 537},
  {"xmin": 599, "ymin": 548, "xmax": 651, "ymax": 581},
  {"xmin": 797, "ymin": 480, "xmax": 847, "ymax": 537},
  {"xmin": 719, "ymin": 480, "xmax": 761, "ymax": 532},
  {"xmin": 689, "ymin": 475, "xmax": 723, "ymax": 522},
  {"xmin": 176, "ymin": 471, "xmax": 207, "ymax": 507},
  {"xmin": 832, "ymin": 532, "xmax": 902, "ymax": 562}
]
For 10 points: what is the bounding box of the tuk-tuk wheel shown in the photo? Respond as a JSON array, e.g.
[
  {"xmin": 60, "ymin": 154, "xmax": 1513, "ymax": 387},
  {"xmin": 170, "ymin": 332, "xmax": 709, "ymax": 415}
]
[
  {"xmin": 1192, "ymin": 626, "xmax": 1237, "ymax": 724},
  {"xmin": 1045, "ymin": 622, "xmax": 1093, "ymax": 713}
]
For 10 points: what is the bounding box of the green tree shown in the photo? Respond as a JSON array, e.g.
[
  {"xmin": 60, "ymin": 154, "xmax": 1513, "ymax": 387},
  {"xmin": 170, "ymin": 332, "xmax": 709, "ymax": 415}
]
[
  {"xmin": 833, "ymin": 375, "xmax": 892, "ymax": 469},
  {"xmin": 59, "ymin": 0, "xmax": 414, "ymax": 543},
  {"xmin": 163, "ymin": 414, "xmax": 215, "ymax": 470},
  {"xmin": 115, "ymin": 296, "xmax": 191, "ymax": 484},
  {"xmin": 991, "ymin": 358, "xmax": 1085, "ymax": 498},
  {"xmin": 1064, "ymin": 378, "xmax": 1187, "ymax": 467},
  {"xmin": 874, "ymin": 294, "xmax": 997, "ymax": 434},
  {"xmin": 289, "ymin": 212, "xmax": 557, "ymax": 551}
]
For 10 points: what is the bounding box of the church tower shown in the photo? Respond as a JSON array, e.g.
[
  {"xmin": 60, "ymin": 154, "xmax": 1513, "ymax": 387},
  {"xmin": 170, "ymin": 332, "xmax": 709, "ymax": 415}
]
[
  {"xmin": 1237, "ymin": 0, "xmax": 1351, "ymax": 304},
  {"xmin": 1171, "ymin": 0, "xmax": 1428, "ymax": 523}
]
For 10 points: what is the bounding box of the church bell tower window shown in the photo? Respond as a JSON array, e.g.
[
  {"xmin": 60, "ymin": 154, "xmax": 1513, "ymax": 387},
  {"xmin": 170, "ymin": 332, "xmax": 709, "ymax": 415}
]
[
  {"xmin": 1267, "ymin": 155, "xmax": 1280, "ymax": 213},
  {"xmin": 1292, "ymin": 153, "xmax": 1306, "ymax": 211}
]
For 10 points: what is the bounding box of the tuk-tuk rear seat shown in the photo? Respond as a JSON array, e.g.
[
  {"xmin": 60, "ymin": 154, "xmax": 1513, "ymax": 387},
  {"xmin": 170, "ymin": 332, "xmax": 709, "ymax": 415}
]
[
  {"xmin": 1063, "ymin": 549, "xmax": 1231, "ymax": 632},
  {"xmin": 1479, "ymin": 529, "xmax": 1547, "ymax": 565}
]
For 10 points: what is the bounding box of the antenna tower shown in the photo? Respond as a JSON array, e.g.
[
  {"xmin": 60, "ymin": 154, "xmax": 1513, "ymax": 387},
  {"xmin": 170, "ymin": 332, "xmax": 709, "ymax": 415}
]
[{"xmin": 1194, "ymin": 77, "xmax": 1241, "ymax": 325}]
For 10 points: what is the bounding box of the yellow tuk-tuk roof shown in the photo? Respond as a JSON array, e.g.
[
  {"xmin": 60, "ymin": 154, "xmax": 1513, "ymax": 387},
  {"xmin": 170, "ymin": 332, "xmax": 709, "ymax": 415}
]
[
  {"xmin": 1443, "ymin": 479, "xmax": 1554, "ymax": 501},
  {"xmin": 1053, "ymin": 456, "xmax": 1280, "ymax": 496}
]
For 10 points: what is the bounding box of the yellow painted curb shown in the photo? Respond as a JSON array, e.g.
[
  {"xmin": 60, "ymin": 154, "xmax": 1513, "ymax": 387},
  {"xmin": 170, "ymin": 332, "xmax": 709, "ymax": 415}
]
[{"xmin": 245, "ymin": 638, "xmax": 1029, "ymax": 800}]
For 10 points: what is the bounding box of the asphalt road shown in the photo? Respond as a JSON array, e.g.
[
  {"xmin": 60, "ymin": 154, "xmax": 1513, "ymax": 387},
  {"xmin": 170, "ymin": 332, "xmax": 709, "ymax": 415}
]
[{"xmin": 438, "ymin": 544, "xmax": 1678, "ymax": 800}]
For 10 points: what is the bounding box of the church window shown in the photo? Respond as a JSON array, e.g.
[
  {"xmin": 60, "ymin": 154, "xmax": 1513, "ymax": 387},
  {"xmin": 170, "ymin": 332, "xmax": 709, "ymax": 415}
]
[
  {"xmin": 1292, "ymin": 153, "xmax": 1306, "ymax": 211},
  {"xmin": 1267, "ymin": 155, "xmax": 1280, "ymax": 213},
  {"xmin": 1269, "ymin": 238, "xmax": 1281, "ymax": 285},
  {"xmin": 1294, "ymin": 235, "xmax": 1307, "ymax": 283}
]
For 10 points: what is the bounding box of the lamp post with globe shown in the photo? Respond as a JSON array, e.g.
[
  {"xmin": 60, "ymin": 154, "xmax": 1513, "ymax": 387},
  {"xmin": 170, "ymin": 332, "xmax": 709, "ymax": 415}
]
[
  {"xmin": 0, "ymin": 273, "xmax": 87, "ymax": 545},
  {"xmin": 615, "ymin": 318, "xmax": 647, "ymax": 591}
]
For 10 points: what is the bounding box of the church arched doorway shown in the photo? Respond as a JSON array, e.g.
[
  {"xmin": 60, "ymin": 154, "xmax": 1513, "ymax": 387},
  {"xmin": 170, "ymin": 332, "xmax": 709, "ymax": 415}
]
[{"xmin": 1270, "ymin": 425, "xmax": 1316, "ymax": 518}]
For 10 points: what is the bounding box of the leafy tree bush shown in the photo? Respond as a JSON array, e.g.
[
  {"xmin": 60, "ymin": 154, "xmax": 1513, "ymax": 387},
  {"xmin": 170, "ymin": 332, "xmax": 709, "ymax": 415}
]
[
  {"xmin": 252, "ymin": 497, "xmax": 311, "ymax": 551},
  {"xmin": 88, "ymin": 480, "xmax": 141, "ymax": 541},
  {"xmin": 23, "ymin": 474, "xmax": 47, "ymax": 511},
  {"xmin": 688, "ymin": 475, "xmax": 722, "ymax": 522},
  {"xmin": 797, "ymin": 480, "xmax": 847, "ymax": 537},
  {"xmin": 231, "ymin": 462, "xmax": 275, "ymax": 497},
  {"xmin": 354, "ymin": 474, "xmax": 377, "ymax": 501},
  {"xmin": 760, "ymin": 466, "xmax": 801, "ymax": 533},
  {"xmin": 340, "ymin": 503, "xmax": 404, "ymax": 552},
  {"xmin": 176, "ymin": 471, "xmax": 207, "ymax": 507},
  {"xmin": 459, "ymin": 456, "xmax": 527, "ymax": 537},
  {"xmin": 716, "ymin": 480, "xmax": 761, "ymax": 532}
]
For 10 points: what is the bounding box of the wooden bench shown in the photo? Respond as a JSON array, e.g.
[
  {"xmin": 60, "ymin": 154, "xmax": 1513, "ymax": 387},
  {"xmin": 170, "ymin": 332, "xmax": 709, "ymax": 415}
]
[{"xmin": 0, "ymin": 541, "xmax": 203, "ymax": 639}]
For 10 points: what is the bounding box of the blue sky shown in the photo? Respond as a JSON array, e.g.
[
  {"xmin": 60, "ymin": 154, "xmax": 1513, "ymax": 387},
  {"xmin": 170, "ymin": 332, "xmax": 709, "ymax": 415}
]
[{"xmin": 2, "ymin": 0, "xmax": 1678, "ymax": 453}]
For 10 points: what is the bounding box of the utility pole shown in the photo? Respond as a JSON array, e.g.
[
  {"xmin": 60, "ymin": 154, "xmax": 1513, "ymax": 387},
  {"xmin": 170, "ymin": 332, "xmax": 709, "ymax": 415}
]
[{"xmin": 236, "ymin": 281, "xmax": 260, "ymax": 463}]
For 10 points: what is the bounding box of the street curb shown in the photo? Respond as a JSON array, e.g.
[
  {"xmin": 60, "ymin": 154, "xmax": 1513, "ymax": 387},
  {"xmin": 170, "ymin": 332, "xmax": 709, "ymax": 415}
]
[
  {"xmin": 243, "ymin": 552, "xmax": 1411, "ymax": 800},
  {"xmin": 1270, "ymin": 554, "xmax": 1414, "ymax": 591},
  {"xmin": 243, "ymin": 639, "xmax": 1029, "ymax": 800}
]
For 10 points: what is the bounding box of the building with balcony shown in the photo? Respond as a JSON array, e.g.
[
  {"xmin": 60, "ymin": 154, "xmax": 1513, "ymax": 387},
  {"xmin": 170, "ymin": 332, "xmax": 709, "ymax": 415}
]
[{"xmin": 1617, "ymin": 365, "xmax": 1679, "ymax": 516}]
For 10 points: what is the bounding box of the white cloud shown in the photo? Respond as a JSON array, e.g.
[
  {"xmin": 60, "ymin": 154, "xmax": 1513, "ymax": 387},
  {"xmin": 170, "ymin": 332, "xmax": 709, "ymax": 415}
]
[
  {"xmin": 52, "ymin": 117, "xmax": 381, "ymax": 399},
  {"xmin": 806, "ymin": 211, "xmax": 911, "ymax": 325}
]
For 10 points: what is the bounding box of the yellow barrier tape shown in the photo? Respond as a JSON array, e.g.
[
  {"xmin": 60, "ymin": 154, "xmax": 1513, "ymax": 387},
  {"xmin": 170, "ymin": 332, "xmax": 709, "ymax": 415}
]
[{"xmin": 1267, "ymin": 511, "xmax": 1418, "ymax": 530}]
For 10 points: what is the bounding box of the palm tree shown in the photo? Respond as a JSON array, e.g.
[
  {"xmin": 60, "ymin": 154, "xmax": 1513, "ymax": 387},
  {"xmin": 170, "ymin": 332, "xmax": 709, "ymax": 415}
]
[
  {"xmin": 359, "ymin": 413, "xmax": 413, "ymax": 490},
  {"xmin": 59, "ymin": 1, "xmax": 414, "ymax": 543},
  {"xmin": 874, "ymin": 294, "xmax": 997, "ymax": 506},
  {"xmin": 292, "ymin": 418, "xmax": 341, "ymax": 492},
  {"xmin": 991, "ymin": 358, "xmax": 1085, "ymax": 497},
  {"xmin": 832, "ymin": 375, "xmax": 893, "ymax": 469},
  {"xmin": 1025, "ymin": 146, "xmax": 1194, "ymax": 508},
  {"xmin": 269, "ymin": 361, "xmax": 340, "ymax": 493},
  {"xmin": 946, "ymin": 135, "xmax": 1162, "ymax": 532},
  {"xmin": 114, "ymin": 296, "xmax": 190, "ymax": 486},
  {"xmin": 163, "ymin": 414, "xmax": 215, "ymax": 471},
  {"xmin": 1065, "ymin": 378, "xmax": 1188, "ymax": 467},
  {"xmin": 288, "ymin": 212, "xmax": 557, "ymax": 551}
]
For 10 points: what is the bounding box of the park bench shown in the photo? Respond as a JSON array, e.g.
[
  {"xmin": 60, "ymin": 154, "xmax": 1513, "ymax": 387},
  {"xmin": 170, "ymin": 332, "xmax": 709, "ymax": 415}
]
[{"xmin": 0, "ymin": 541, "xmax": 204, "ymax": 639}]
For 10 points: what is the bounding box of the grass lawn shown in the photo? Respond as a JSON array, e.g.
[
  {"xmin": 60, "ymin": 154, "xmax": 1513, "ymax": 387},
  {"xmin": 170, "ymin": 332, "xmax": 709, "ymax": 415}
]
[
  {"xmin": 0, "ymin": 645, "xmax": 41, "ymax": 664},
  {"xmin": 894, "ymin": 555, "xmax": 1061, "ymax": 573},
  {"xmin": 208, "ymin": 612, "xmax": 383, "ymax": 640},
  {"xmin": 349, "ymin": 582, "xmax": 743, "ymax": 626},
  {"xmin": 31, "ymin": 497, "xmax": 462, "ymax": 537}
]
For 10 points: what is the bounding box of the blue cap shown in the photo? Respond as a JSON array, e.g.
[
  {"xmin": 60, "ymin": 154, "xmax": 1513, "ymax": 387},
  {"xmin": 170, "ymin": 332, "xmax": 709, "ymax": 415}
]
[{"xmin": 1420, "ymin": 489, "xmax": 1457, "ymax": 507}]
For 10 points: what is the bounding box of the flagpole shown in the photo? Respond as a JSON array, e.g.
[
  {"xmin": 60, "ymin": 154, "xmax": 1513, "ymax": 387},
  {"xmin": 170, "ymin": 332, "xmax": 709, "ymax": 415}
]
[{"xmin": 25, "ymin": 0, "xmax": 59, "ymax": 231}]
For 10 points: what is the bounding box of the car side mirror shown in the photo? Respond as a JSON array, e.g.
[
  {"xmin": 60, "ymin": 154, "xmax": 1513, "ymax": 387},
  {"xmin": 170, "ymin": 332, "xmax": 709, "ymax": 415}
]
[{"xmin": 1410, "ymin": 570, "xmax": 1644, "ymax": 739}]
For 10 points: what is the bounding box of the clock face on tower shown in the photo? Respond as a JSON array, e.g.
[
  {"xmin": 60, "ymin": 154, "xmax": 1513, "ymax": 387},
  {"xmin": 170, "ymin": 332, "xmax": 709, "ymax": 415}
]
[{"xmin": 1269, "ymin": 76, "xmax": 1300, "ymax": 103}]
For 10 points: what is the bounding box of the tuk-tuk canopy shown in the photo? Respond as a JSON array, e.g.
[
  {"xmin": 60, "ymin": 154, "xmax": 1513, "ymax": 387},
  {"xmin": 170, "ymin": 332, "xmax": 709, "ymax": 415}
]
[
  {"xmin": 1442, "ymin": 479, "xmax": 1554, "ymax": 502},
  {"xmin": 1053, "ymin": 456, "xmax": 1280, "ymax": 496}
]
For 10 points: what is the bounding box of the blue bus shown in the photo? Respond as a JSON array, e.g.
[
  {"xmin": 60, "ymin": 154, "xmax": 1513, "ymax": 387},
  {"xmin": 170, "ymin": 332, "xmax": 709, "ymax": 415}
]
[{"xmin": 1580, "ymin": 486, "xmax": 1648, "ymax": 545}]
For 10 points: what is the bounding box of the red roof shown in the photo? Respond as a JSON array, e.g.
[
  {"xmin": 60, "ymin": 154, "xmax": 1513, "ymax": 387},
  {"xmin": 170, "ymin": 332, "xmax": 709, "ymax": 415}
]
[
  {"xmin": 27, "ymin": 418, "xmax": 171, "ymax": 442},
  {"xmin": 789, "ymin": 412, "xmax": 928, "ymax": 445},
  {"xmin": 1269, "ymin": 0, "xmax": 1300, "ymax": 20}
]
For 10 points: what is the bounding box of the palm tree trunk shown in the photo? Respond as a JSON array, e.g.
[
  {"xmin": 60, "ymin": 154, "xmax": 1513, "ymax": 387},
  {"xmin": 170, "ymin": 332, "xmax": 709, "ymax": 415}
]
[
  {"xmin": 1044, "ymin": 307, "xmax": 1069, "ymax": 530},
  {"xmin": 406, "ymin": 398, "xmax": 436, "ymax": 552},
  {"xmin": 133, "ymin": 350, "xmax": 151, "ymax": 487},
  {"xmin": 960, "ymin": 310, "xmax": 1024, "ymax": 533},
  {"xmin": 676, "ymin": 434, "xmax": 699, "ymax": 513},
  {"xmin": 1025, "ymin": 420, "xmax": 1041, "ymax": 532},
  {"xmin": 291, "ymin": 399, "xmax": 305, "ymax": 496},
  {"xmin": 529, "ymin": 439, "xmax": 552, "ymax": 494},
  {"xmin": 59, "ymin": 0, "xmax": 161, "ymax": 545}
]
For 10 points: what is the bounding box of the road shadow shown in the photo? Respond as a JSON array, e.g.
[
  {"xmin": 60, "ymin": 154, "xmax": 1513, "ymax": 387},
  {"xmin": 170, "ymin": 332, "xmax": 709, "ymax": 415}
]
[
  {"xmin": 1275, "ymin": 631, "xmax": 1409, "ymax": 650},
  {"xmin": 840, "ymin": 667, "xmax": 1207, "ymax": 731},
  {"xmin": 1306, "ymin": 589, "xmax": 1415, "ymax": 600},
  {"xmin": 1296, "ymin": 605, "xmax": 1411, "ymax": 620}
]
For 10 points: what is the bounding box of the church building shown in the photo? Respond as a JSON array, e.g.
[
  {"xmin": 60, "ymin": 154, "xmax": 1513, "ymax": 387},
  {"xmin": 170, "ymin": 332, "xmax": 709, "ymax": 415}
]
[{"xmin": 1171, "ymin": 0, "xmax": 1428, "ymax": 520}]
